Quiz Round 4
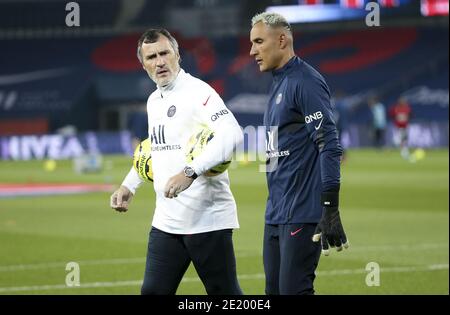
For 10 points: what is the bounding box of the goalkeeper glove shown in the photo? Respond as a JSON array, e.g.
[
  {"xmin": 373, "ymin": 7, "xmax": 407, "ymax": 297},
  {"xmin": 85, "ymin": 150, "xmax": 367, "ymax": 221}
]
[{"xmin": 312, "ymin": 191, "xmax": 349, "ymax": 256}]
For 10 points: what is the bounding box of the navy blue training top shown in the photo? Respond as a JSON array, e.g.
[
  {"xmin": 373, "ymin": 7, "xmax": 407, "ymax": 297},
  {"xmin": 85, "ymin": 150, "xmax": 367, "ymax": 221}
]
[{"xmin": 264, "ymin": 56, "xmax": 343, "ymax": 224}]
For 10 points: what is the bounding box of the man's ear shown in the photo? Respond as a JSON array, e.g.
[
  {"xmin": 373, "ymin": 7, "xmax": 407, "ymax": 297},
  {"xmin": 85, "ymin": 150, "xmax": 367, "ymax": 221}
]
[{"xmin": 279, "ymin": 33, "xmax": 288, "ymax": 49}]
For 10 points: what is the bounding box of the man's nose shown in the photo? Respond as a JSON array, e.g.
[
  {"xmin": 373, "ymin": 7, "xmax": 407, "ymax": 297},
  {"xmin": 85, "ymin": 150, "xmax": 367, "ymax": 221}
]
[
  {"xmin": 249, "ymin": 45, "xmax": 257, "ymax": 57},
  {"xmin": 156, "ymin": 56, "xmax": 165, "ymax": 66}
]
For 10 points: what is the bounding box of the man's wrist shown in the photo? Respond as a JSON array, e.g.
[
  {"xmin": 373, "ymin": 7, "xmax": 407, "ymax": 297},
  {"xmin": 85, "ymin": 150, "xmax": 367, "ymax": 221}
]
[
  {"xmin": 183, "ymin": 166, "xmax": 198, "ymax": 179},
  {"xmin": 120, "ymin": 184, "xmax": 135, "ymax": 195},
  {"xmin": 321, "ymin": 191, "xmax": 339, "ymax": 208}
]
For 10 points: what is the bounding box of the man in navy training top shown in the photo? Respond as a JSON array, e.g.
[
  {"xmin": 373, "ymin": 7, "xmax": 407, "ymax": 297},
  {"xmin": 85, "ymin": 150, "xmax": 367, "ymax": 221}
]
[{"xmin": 249, "ymin": 12, "xmax": 349, "ymax": 295}]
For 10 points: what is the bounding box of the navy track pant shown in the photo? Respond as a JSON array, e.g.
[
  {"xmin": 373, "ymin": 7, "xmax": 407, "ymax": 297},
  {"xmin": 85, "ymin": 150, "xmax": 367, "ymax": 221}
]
[{"xmin": 263, "ymin": 223, "xmax": 321, "ymax": 295}]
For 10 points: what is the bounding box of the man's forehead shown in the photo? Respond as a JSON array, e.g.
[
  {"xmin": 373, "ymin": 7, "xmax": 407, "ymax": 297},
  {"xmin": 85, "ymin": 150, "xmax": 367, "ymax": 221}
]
[
  {"xmin": 251, "ymin": 22, "xmax": 267, "ymax": 33},
  {"xmin": 250, "ymin": 22, "xmax": 277, "ymax": 39},
  {"xmin": 141, "ymin": 37, "xmax": 172, "ymax": 54}
]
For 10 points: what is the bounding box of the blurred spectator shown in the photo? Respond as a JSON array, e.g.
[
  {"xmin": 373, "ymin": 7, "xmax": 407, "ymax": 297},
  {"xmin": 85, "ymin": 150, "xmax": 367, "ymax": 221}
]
[
  {"xmin": 368, "ymin": 96, "xmax": 387, "ymax": 149},
  {"xmin": 389, "ymin": 96, "xmax": 412, "ymax": 160}
]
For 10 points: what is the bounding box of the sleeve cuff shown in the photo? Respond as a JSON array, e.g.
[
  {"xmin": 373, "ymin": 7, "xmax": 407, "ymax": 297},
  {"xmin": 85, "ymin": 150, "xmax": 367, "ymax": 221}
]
[{"xmin": 121, "ymin": 167, "xmax": 143, "ymax": 194}]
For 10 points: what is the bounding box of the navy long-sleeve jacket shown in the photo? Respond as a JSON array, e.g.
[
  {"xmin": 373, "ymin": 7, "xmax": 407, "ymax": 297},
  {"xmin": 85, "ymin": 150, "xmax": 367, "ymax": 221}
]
[{"xmin": 264, "ymin": 56, "xmax": 342, "ymax": 224}]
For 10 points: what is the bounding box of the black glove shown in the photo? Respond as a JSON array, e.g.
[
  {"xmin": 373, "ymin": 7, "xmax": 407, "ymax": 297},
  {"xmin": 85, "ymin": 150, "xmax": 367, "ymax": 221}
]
[{"xmin": 312, "ymin": 191, "xmax": 349, "ymax": 256}]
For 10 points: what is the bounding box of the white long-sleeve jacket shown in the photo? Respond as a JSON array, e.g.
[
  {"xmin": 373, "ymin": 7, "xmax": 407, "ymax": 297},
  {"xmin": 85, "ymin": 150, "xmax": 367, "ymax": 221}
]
[{"xmin": 122, "ymin": 69, "xmax": 243, "ymax": 234}]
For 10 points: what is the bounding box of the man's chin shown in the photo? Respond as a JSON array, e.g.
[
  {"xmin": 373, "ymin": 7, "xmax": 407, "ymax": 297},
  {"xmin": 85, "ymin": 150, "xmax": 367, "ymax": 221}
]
[
  {"xmin": 158, "ymin": 81, "xmax": 167, "ymax": 86},
  {"xmin": 157, "ymin": 78, "xmax": 171, "ymax": 87},
  {"xmin": 258, "ymin": 64, "xmax": 270, "ymax": 72}
]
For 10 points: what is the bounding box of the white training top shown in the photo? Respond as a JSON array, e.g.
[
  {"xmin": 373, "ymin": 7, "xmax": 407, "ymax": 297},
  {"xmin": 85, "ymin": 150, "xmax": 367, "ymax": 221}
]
[{"xmin": 122, "ymin": 69, "xmax": 243, "ymax": 234}]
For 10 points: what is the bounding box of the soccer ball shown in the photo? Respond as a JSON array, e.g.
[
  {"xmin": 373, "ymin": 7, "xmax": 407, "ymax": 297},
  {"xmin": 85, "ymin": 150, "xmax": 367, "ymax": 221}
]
[
  {"xmin": 186, "ymin": 125, "xmax": 231, "ymax": 177},
  {"xmin": 413, "ymin": 148, "xmax": 426, "ymax": 161},
  {"xmin": 133, "ymin": 138, "xmax": 153, "ymax": 182},
  {"xmin": 43, "ymin": 159, "xmax": 57, "ymax": 172}
]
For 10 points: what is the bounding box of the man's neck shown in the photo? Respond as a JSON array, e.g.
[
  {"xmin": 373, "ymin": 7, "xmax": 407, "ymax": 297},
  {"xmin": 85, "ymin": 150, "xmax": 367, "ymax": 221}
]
[{"xmin": 275, "ymin": 52, "xmax": 295, "ymax": 70}]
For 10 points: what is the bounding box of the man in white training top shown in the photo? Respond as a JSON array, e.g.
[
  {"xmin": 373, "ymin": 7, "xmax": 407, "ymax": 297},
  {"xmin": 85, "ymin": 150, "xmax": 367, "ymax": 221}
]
[{"xmin": 110, "ymin": 28, "xmax": 244, "ymax": 295}]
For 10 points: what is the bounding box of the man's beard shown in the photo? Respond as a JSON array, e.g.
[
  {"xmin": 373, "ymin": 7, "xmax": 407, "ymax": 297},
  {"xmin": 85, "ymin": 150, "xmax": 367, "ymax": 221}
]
[{"xmin": 158, "ymin": 68, "xmax": 180, "ymax": 89}]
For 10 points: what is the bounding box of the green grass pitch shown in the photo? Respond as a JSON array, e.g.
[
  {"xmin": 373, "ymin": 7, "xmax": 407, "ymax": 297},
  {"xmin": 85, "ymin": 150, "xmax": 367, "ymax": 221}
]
[{"xmin": 0, "ymin": 149, "xmax": 448, "ymax": 294}]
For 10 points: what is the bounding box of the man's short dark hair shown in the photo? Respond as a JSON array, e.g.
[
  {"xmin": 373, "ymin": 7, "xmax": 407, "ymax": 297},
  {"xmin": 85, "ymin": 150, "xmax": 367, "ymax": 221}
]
[{"xmin": 137, "ymin": 28, "xmax": 180, "ymax": 64}]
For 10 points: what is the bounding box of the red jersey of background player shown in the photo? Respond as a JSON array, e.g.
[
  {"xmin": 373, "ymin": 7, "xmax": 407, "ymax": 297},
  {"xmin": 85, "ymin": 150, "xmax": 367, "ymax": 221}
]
[{"xmin": 389, "ymin": 97, "xmax": 411, "ymax": 129}]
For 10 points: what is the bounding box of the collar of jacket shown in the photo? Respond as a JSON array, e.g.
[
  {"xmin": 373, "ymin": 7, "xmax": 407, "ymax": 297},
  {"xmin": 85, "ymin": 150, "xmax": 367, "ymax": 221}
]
[
  {"xmin": 272, "ymin": 56, "xmax": 299, "ymax": 82},
  {"xmin": 158, "ymin": 68, "xmax": 184, "ymax": 98}
]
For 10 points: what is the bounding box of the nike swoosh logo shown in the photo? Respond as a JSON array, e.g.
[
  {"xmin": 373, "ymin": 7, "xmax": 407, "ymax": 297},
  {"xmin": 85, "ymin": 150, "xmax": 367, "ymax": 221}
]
[
  {"xmin": 314, "ymin": 118, "xmax": 324, "ymax": 130},
  {"xmin": 290, "ymin": 227, "xmax": 304, "ymax": 236},
  {"xmin": 202, "ymin": 95, "xmax": 211, "ymax": 106},
  {"xmin": 0, "ymin": 68, "xmax": 71, "ymax": 86}
]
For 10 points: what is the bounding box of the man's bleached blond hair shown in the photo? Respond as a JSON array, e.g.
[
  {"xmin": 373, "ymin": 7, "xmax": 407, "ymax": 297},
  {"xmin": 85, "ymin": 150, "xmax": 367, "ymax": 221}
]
[{"xmin": 251, "ymin": 12, "xmax": 291, "ymax": 33}]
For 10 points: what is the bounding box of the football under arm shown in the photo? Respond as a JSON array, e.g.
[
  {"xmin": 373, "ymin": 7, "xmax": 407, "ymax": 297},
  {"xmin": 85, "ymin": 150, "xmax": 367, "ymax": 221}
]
[
  {"xmin": 121, "ymin": 166, "xmax": 144, "ymax": 195},
  {"xmin": 189, "ymin": 110, "xmax": 244, "ymax": 176}
]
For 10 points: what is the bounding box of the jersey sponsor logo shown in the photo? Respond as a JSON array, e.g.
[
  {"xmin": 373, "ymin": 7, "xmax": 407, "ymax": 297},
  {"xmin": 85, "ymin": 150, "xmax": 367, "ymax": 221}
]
[
  {"xmin": 305, "ymin": 111, "xmax": 324, "ymax": 130},
  {"xmin": 265, "ymin": 130, "xmax": 290, "ymax": 159},
  {"xmin": 150, "ymin": 125, "xmax": 166, "ymax": 145},
  {"xmin": 266, "ymin": 131, "xmax": 275, "ymax": 151},
  {"xmin": 150, "ymin": 124, "xmax": 182, "ymax": 151},
  {"xmin": 266, "ymin": 150, "xmax": 290, "ymax": 158},
  {"xmin": 305, "ymin": 111, "xmax": 323, "ymax": 124},
  {"xmin": 167, "ymin": 105, "xmax": 176, "ymax": 117},
  {"xmin": 151, "ymin": 144, "xmax": 182, "ymax": 151},
  {"xmin": 211, "ymin": 109, "xmax": 229, "ymax": 122}
]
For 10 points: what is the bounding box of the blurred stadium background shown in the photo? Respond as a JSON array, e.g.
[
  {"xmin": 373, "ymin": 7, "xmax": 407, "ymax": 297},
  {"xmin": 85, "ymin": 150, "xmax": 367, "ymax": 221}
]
[{"xmin": 0, "ymin": 0, "xmax": 448, "ymax": 294}]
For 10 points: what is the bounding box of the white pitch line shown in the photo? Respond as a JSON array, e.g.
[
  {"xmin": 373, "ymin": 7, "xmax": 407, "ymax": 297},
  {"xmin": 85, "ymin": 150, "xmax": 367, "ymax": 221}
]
[
  {"xmin": 0, "ymin": 257, "xmax": 146, "ymax": 272},
  {"xmin": 0, "ymin": 264, "xmax": 447, "ymax": 293},
  {"xmin": 317, "ymin": 264, "xmax": 449, "ymax": 276},
  {"xmin": 0, "ymin": 254, "xmax": 258, "ymax": 272},
  {"xmin": 0, "ymin": 243, "xmax": 447, "ymax": 272},
  {"xmin": 351, "ymin": 243, "xmax": 449, "ymax": 252},
  {"xmin": 0, "ymin": 280, "xmax": 143, "ymax": 293}
]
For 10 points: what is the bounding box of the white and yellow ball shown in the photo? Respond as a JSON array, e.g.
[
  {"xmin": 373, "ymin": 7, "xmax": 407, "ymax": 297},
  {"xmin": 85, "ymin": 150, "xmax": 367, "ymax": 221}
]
[
  {"xmin": 186, "ymin": 126, "xmax": 231, "ymax": 176},
  {"xmin": 133, "ymin": 138, "xmax": 153, "ymax": 182}
]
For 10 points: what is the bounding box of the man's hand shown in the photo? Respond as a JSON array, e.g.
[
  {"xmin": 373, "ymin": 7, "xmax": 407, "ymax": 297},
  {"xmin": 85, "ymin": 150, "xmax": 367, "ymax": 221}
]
[
  {"xmin": 110, "ymin": 186, "xmax": 133, "ymax": 212},
  {"xmin": 312, "ymin": 207, "xmax": 349, "ymax": 256},
  {"xmin": 164, "ymin": 171, "xmax": 194, "ymax": 198}
]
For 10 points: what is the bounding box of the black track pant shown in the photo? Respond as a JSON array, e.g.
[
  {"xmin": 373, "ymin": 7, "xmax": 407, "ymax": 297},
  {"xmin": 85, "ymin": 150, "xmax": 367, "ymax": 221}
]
[{"xmin": 141, "ymin": 227, "xmax": 242, "ymax": 295}]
